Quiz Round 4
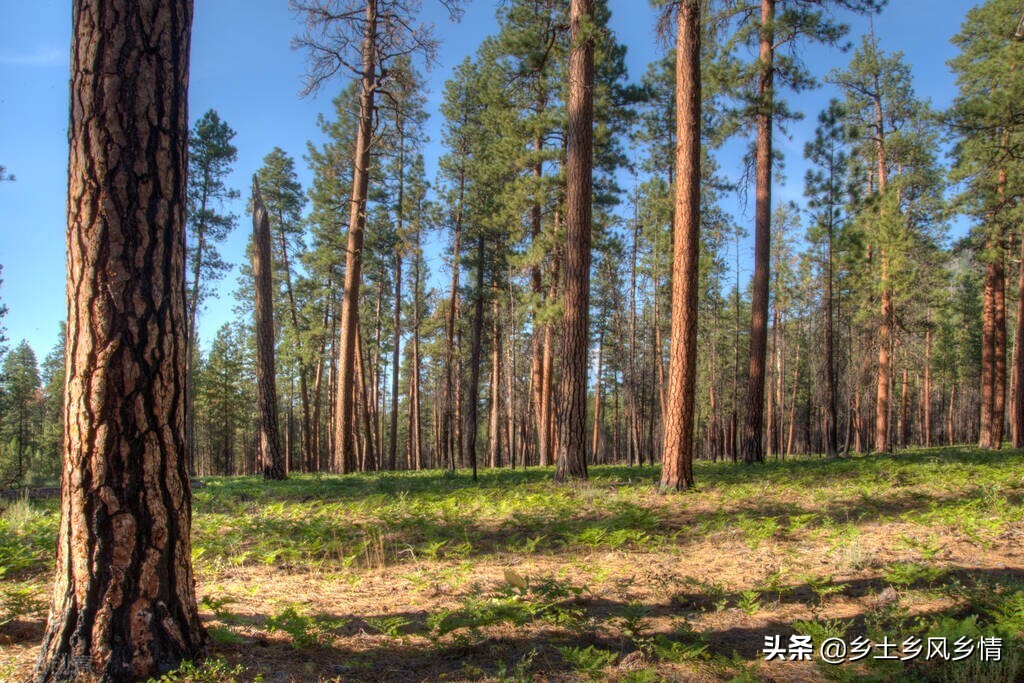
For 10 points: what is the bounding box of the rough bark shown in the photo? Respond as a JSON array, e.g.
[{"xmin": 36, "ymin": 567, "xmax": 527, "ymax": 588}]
[
  {"xmin": 741, "ymin": 0, "xmax": 774, "ymax": 465},
  {"xmin": 35, "ymin": 1, "xmax": 205, "ymax": 678},
  {"xmin": 334, "ymin": 0, "xmax": 377, "ymax": 474},
  {"xmin": 554, "ymin": 0, "xmax": 594, "ymax": 483},
  {"xmin": 661, "ymin": 0, "xmax": 700, "ymax": 492},
  {"xmin": 253, "ymin": 178, "xmax": 286, "ymax": 480}
]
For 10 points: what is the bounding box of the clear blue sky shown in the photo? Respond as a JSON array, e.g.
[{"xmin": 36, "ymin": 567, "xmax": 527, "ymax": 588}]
[{"xmin": 0, "ymin": 0, "xmax": 971, "ymax": 363}]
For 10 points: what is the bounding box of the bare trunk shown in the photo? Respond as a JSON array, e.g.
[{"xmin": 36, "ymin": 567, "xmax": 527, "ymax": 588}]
[
  {"xmin": 556, "ymin": 2, "xmax": 596, "ymax": 483},
  {"xmin": 334, "ymin": 0, "xmax": 377, "ymax": 474},
  {"xmin": 253, "ymin": 178, "xmax": 286, "ymax": 480},
  {"xmin": 591, "ymin": 324, "xmax": 604, "ymax": 464},
  {"xmin": 661, "ymin": 0, "xmax": 700, "ymax": 491},
  {"xmin": 35, "ymin": 2, "xmax": 204, "ymax": 677},
  {"xmin": 489, "ymin": 296, "xmax": 503, "ymax": 468},
  {"xmin": 741, "ymin": 0, "xmax": 774, "ymax": 465},
  {"xmin": 994, "ymin": 247, "xmax": 1007, "ymax": 448},
  {"xmin": 356, "ymin": 327, "xmax": 377, "ymax": 471},
  {"xmin": 980, "ymin": 255, "xmax": 997, "ymax": 448},
  {"xmin": 389, "ymin": 250, "xmax": 402, "ymax": 470}
]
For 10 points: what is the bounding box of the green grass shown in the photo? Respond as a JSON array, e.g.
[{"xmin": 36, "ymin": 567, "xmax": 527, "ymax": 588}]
[{"xmin": 4, "ymin": 446, "xmax": 1024, "ymax": 681}]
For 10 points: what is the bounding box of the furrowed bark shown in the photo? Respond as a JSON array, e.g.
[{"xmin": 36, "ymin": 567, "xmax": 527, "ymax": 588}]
[{"xmin": 35, "ymin": 1, "xmax": 204, "ymax": 678}]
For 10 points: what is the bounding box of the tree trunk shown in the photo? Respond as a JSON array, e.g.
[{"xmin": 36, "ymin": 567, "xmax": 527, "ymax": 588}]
[
  {"xmin": 530, "ymin": 135, "xmax": 548, "ymax": 470},
  {"xmin": 489, "ymin": 296, "xmax": 503, "ymax": 468},
  {"xmin": 924, "ymin": 315, "xmax": 932, "ymax": 447},
  {"xmin": 275, "ymin": 212, "xmax": 313, "ymax": 472},
  {"xmin": 1014, "ymin": 221, "xmax": 1024, "ymax": 447},
  {"xmin": 441, "ymin": 171, "xmax": 464, "ymax": 471},
  {"xmin": 253, "ymin": 178, "xmax": 286, "ymax": 480},
  {"xmin": 980, "ymin": 253, "xmax": 997, "ymax": 448},
  {"xmin": 35, "ymin": 1, "xmax": 204, "ymax": 677},
  {"xmin": 993, "ymin": 246, "xmax": 1007, "ymax": 448},
  {"xmin": 786, "ymin": 342, "xmax": 801, "ymax": 459},
  {"xmin": 464, "ymin": 236, "xmax": 486, "ymax": 480},
  {"xmin": 356, "ymin": 327, "xmax": 378, "ymax": 471},
  {"xmin": 554, "ymin": 0, "xmax": 594, "ymax": 483},
  {"xmin": 591, "ymin": 323, "xmax": 604, "ymax": 464},
  {"xmin": 741, "ymin": 0, "xmax": 774, "ymax": 465},
  {"xmin": 661, "ymin": 0, "xmax": 700, "ymax": 492},
  {"xmin": 389, "ymin": 249, "xmax": 402, "ymax": 470},
  {"xmin": 334, "ymin": 0, "xmax": 377, "ymax": 474},
  {"xmin": 409, "ymin": 228, "xmax": 423, "ymax": 470},
  {"xmin": 540, "ymin": 249, "xmax": 560, "ymax": 467},
  {"xmin": 900, "ymin": 366, "xmax": 909, "ymax": 448}
]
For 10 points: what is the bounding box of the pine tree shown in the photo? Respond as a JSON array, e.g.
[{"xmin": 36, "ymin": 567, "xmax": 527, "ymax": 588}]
[
  {"xmin": 185, "ymin": 109, "xmax": 238, "ymax": 473},
  {"xmin": 831, "ymin": 33, "xmax": 943, "ymax": 453},
  {"xmin": 719, "ymin": 0, "xmax": 885, "ymax": 463},
  {"xmin": 292, "ymin": 0, "xmax": 460, "ymax": 473},
  {"xmin": 554, "ymin": 0, "xmax": 596, "ymax": 483},
  {"xmin": 252, "ymin": 177, "xmax": 287, "ymax": 480},
  {"xmin": 34, "ymin": 1, "xmax": 204, "ymax": 677},
  {"xmin": 804, "ymin": 100, "xmax": 851, "ymax": 458},
  {"xmin": 661, "ymin": 0, "xmax": 701, "ymax": 492},
  {"xmin": 948, "ymin": 0, "xmax": 1024, "ymax": 447},
  {"xmin": 0, "ymin": 340, "xmax": 41, "ymax": 487},
  {"xmin": 255, "ymin": 149, "xmax": 310, "ymax": 471}
]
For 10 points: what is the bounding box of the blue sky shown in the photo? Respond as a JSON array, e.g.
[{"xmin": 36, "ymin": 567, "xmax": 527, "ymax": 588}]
[{"xmin": 0, "ymin": 0, "xmax": 972, "ymax": 362}]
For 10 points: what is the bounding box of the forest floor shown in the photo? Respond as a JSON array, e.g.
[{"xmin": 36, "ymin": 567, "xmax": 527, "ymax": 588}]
[{"xmin": 3, "ymin": 447, "xmax": 1024, "ymax": 682}]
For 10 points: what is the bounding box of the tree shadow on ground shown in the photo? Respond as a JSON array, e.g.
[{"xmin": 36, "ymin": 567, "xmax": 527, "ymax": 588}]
[{"xmin": 205, "ymin": 565, "xmax": 1023, "ymax": 682}]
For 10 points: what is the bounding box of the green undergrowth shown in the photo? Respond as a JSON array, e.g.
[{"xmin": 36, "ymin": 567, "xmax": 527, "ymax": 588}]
[
  {"xmin": 184, "ymin": 447, "xmax": 1024, "ymax": 572},
  {"xmin": 3, "ymin": 447, "xmax": 1024, "ymax": 680}
]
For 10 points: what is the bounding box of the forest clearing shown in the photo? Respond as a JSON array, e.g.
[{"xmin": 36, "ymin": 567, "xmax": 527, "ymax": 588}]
[{"xmin": 3, "ymin": 448, "xmax": 1024, "ymax": 681}]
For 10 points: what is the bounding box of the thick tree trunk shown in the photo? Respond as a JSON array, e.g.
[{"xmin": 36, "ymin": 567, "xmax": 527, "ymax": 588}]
[
  {"xmin": 661, "ymin": 0, "xmax": 700, "ymax": 492},
  {"xmin": 253, "ymin": 178, "xmax": 286, "ymax": 480},
  {"xmin": 554, "ymin": 0, "xmax": 594, "ymax": 482},
  {"xmin": 35, "ymin": 1, "xmax": 205, "ymax": 678},
  {"xmin": 335, "ymin": 0, "xmax": 377, "ymax": 474},
  {"xmin": 741, "ymin": 0, "xmax": 774, "ymax": 465}
]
